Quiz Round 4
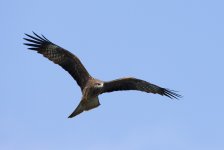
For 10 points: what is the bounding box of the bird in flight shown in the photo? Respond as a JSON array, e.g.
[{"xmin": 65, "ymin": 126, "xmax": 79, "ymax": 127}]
[{"xmin": 24, "ymin": 32, "xmax": 181, "ymax": 118}]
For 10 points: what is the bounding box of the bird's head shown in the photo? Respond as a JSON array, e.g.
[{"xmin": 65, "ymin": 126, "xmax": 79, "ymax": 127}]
[{"xmin": 94, "ymin": 81, "xmax": 104, "ymax": 88}]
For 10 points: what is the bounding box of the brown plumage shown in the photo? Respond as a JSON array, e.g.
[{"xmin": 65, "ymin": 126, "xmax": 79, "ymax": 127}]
[{"xmin": 24, "ymin": 32, "xmax": 182, "ymax": 118}]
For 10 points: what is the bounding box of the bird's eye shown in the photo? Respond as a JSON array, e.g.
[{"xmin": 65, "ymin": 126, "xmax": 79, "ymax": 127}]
[{"xmin": 95, "ymin": 83, "xmax": 102, "ymax": 86}]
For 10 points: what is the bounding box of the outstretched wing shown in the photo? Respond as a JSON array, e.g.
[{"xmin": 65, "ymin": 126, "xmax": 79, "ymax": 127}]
[
  {"xmin": 101, "ymin": 77, "xmax": 181, "ymax": 99},
  {"xmin": 24, "ymin": 32, "xmax": 91, "ymax": 90}
]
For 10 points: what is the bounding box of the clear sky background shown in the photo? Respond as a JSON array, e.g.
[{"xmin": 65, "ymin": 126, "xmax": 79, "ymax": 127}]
[{"xmin": 1, "ymin": 0, "xmax": 224, "ymax": 150}]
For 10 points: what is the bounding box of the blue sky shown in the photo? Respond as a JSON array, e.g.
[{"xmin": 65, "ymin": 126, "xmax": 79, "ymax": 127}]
[{"xmin": 1, "ymin": 0, "xmax": 224, "ymax": 149}]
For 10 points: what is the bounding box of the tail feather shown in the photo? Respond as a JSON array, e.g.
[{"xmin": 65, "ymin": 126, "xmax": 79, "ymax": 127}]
[
  {"xmin": 68, "ymin": 102, "xmax": 84, "ymax": 118},
  {"xmin": 68, "ymin": 97, "xmax": 100, "ymax": 118}
]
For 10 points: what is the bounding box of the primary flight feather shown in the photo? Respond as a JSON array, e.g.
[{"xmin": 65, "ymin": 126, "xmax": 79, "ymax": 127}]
[{"xmin": 24, "ymin": 32, "xmax": 181, "ymax": 118}]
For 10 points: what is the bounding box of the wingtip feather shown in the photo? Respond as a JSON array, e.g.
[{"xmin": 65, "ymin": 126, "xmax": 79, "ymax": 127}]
[
  {"xmin": 24, "ymin": 32, "xmax": 53, "ymax": 51},
  {"xmin": 164, "ymin": 88, "xmax": 182, "ymax": 100}
]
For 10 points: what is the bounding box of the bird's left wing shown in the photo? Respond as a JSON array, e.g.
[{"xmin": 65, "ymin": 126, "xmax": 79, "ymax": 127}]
[
  {"xmin": 24, "ymin": 32, "xmax": 91, "ymax": 90},
  {"xmin": 101, "ymin": 77, "xmax": 181, "ymax": 99}
]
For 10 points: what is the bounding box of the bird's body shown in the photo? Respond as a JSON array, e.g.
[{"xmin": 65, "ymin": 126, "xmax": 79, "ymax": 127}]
[
  {"xmin": 24, "ymin": 32, "xmax": 181, "ymax": 118},
  {"xmin": 73, "ymin": 78, "xmax": 103, "ymax": 117}
]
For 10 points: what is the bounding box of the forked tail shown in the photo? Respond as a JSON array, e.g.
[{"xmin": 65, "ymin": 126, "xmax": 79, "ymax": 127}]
[{"xmin": 68, "ymin": 97, "xmax": 100, "ymax": 118}]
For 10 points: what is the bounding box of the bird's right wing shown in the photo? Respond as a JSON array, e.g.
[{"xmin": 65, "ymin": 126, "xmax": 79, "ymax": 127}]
[
  {"xmin": 24, "ymin": 32, "xmax": 91, "ymax": 90},
  {"xmin": 101, "ymin": 77, "xmax": 181, "ymax": 99}
]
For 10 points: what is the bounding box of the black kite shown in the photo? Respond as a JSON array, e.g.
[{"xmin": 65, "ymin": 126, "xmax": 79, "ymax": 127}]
[{"xmin": 24, "ymin": 32, "xmax": 181, "ymax": 118}]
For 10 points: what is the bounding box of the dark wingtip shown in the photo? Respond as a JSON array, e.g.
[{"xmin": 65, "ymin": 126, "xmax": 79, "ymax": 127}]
[
  {"xmin": 32, "ymin": 31, "xmax": 38, "ymax": 37},
  {"xmin": 163, "ymin": 88, "xmax": 182, "ymax": 100},
  {"xmin": 23, "ymin": 31, "xmax": 52, "ymax": 50},
  {"xmin": 41, "ymin": 34, "xmax": 50, "ymax": 42}
]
